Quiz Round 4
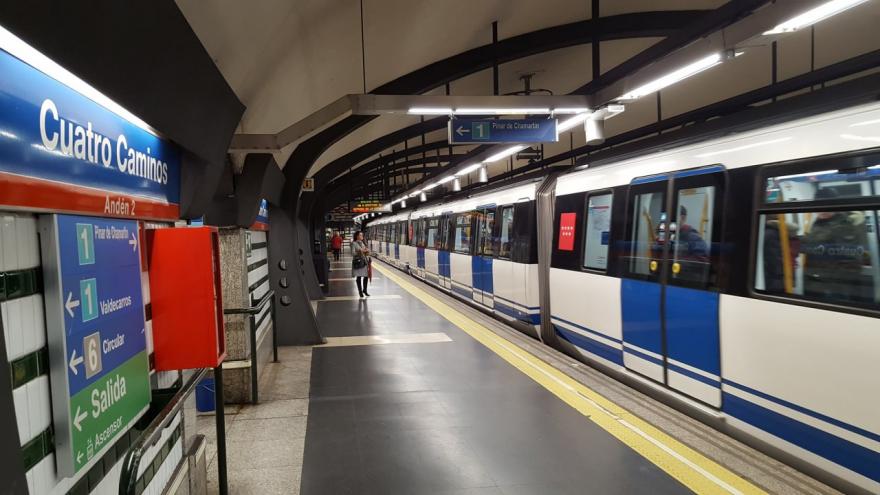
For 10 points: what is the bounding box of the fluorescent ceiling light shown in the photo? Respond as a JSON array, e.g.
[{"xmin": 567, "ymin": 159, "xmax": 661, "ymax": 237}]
[
  {"xmin": 557, "ymin": 113, "xmax": 591, "ymax": 133},
  {"xmin": 437, "ymin": 175, "xmax": 456, "ymax": 184},
  {"xmin": 552, "ymin": 107, "xmax": 591, "ymax": 114},
  {"xmin": 840, "ymin": 133, "xmax": 880, "ymax": 143},
  {"xmin": 869, "ymin": 164, "xmax": 880, "ymax": 170},
  {"xmin": 694, "ymin": 137, "xmax": 792, "ymax": 158},
  {"xmin": 618, "ymin": 53, "xmax": 723, "ymax": 100},
  {"xmin": 0, "ymin": 129, "xmax": 18, "ymax": 140},
  {"xmin": 455, "ymin": 163, "xmax": 483, "ymax": 176},
  {"xmin": 0, "ymin": 25, "xmax": 159, "ymax": 136},
  {"xmin": 483, "ymin": 145, "xmax": 527, "ymax": 163},
  {"xmin": 454, "ymin": 108, "xmax": 550, "ymax": 115},
  {"xmin": 764, "ymin": 0, "xmax": 870, "ymax": 35},
  {"xmin": 422, "ymin": 182, "xmax": 439, "ymax": 190},
  {"xmin": 407, "ymin": 107, "xmax": 452, "ymax": 115},
  {"xmin": 849, "ymin": 118, "xmax": 880, "ymax": 127}
]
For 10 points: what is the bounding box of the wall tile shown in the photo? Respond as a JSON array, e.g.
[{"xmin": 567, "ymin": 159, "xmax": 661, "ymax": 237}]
[
  {"xmin": 1, "ymin": 214, "xmax": 16, "ymax": 271},
  {"xmin": 13, "ymin": 385, "xmax": 29, "ymax": 445}
]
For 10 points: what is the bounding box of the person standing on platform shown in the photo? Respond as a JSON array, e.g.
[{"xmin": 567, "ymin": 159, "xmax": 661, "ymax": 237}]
[
  {"xmin": 351, "ymin": 231, "xmax": 371, "ymax": 297},
  {"xmin": 331, "ymin": 231, "xmax": 343, "ymax": 261}
]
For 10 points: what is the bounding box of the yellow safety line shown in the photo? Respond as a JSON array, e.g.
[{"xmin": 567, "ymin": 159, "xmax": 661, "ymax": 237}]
[{"xmin": 374, "ymin": 262, "xmax": 766, "ymax": 495}]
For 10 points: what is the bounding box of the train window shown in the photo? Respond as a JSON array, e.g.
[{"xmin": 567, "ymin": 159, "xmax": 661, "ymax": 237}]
[
  {"xmin": 478, "ymin": 210, "xmax": 495, "ymax": 256},
  {"xmin": 399, "ymin": 221, "xmax": 407, "ymax": 245},
  {"xmin": 498, "ymin": 207, "xmax": 515, "ymax": 258},
  {"xmin": 670, "ymin": 186, "xmax": 715, "ymax": 284},
  {"xmin": 454, "ymin": 213, "xmax": 473, "ymax": 253},
  {"xmin": 583, "ymin": 193, "xmax": 612, "ymax": 270},
  {"xmin": 426, "ymin": 218, "xmax": 440, "ymax": 249},
  {"xmin": 765, "ymin": 166, "xmax": 880, "ymax": 204},
  {"xmin": 624, "ymin": 190, "xmax": 666, "ymax": 277},
  {"xmin": 755, "ymin": 209, "xmax": 880, "ymax": 308}
]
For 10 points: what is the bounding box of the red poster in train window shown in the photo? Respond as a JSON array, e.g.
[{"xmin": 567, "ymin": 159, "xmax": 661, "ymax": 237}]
[{"xmin": 558, "ymin": 212, "xmax": 577, "ymax": 251}]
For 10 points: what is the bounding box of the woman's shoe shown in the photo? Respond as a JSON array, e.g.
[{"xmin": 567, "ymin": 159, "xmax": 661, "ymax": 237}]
[
  {"xmin": 359, "ymin": 292, "xmax": 364, "ymax": 298},
  {"xmin": 364, "ymin": 291, "xmax": 370, "ymax": 297}
]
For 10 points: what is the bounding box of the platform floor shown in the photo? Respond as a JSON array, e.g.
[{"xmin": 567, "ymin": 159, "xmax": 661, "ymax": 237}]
[
  {"xmin": 206, "ymin": 256, "xmax": 839, "ymax": 494},
  {"xmin": 302, "ymin": 261, "xmax": 692, "ymax": 495}
]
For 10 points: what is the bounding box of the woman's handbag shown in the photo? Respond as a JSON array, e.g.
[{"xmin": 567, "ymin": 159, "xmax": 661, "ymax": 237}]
[{"xmin": 352, "ymin": 255, "xmax": 367, "ymax": 270}]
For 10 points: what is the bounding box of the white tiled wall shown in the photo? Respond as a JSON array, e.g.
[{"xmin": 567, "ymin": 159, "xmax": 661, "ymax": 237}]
[{"xmin": 0, "ymin": 211, "xmax": 185, "ymax": 494}]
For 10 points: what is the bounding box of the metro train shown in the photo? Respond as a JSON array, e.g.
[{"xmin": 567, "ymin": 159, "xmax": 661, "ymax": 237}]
[{"xmin": 365, "ymin": 101, "xmax": 880, "ymax": 494}]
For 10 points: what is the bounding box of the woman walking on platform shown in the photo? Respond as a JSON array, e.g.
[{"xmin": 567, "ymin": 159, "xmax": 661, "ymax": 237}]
[{"xmin": 351, "ymin": 231, "xmax": 371, "ymax": 297}]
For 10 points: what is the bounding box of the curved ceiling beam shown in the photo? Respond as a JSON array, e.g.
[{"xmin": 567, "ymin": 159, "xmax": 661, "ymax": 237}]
[
  {"xmin": 331, "ymin": 140, "xmax": 455, "ymax": 186},
  {"xmin": 322, "ymin": 117, "xmax": 449, "ymax": 184},
  {"xmin": 282, "ymin": 10, "xmax": 710, "ymax": 204}
]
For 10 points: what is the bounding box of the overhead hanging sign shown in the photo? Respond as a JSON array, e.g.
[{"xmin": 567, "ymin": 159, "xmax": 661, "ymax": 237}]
[
  {"xmin": 0, "ymin": 47, "xmax": 181, "ymax": 220},
  {"xmin": 448, "ymin": 118, "xmax": 558, "ymax": 144},
  {"xmin": 351, "ymin": 200, "xmax": 390, "ymax": 213},
  {"xmin": 40, "ymin": 214, "xmax": 151, "ymax": 478}
]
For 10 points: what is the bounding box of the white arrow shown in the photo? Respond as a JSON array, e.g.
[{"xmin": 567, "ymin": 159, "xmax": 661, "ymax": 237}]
[
  {"xmin": 129, "ymin": 232, "xmax": 138, "ymax": 252},
  {"xmin": 73, "ymin": 406, "xmax": 88, "ymax": 432},
  {"xmin": 65, "ymin": 292, "xmax": 80, "ymax": 318},
  {"xmin": 76, "ymin": 451, "xmax": 83, "ymax": 464},
  {"xmin": 69, "ymin": 349, "xmax": 83, "ymax": 375},
  {"xmin": 455, "ymin": 125, "xmax": 469, "ymax": 137}
]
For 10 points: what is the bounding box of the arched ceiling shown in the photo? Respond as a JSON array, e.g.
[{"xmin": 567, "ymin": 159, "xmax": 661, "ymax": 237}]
[{"xmin": 177, "ymin": 0, "xmax": 880, "ymax": 209}]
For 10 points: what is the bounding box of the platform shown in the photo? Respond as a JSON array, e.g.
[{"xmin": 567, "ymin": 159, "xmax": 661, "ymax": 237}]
[{"xmin": 205, "ymin": 256, "xmax": 841, "ymax": 495}]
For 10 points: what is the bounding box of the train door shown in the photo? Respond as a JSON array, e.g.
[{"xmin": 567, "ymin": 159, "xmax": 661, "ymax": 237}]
[
  {"xmin": 620, "ymin": 166, "xmax": 724, "ymax": 407},
  {"xmin": 473, "ymin": 208, "xmax": 495, "ymax": 306}
]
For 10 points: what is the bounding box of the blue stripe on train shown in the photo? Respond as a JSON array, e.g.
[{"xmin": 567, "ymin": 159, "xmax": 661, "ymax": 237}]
[
  {"xmin": 724, "ymin": 379, "xmax": 880, "ymax": 445},
  {"xmin": 723, "ymin": 392, "xmax": 880, "ymax": 483},
  {"xmin": 667, "ymin": 362, "xmax": 720, "ymax": 387},
  {"xmin": 555, "ymin": 325, "xmax": 624, "ymax": 366},
  {"xmin": 494, "ymin": 301, "xmax": 541, "ymax": 325}
]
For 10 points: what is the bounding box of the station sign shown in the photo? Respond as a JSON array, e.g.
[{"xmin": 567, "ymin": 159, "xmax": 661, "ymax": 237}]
[
  {"xmin": 40, "ymin": 214, "xmax": 151, "ymax": 477},
  {"xmin": 448, "ymin": 118, "xmax": 558, "ymax": 144},
  {"xmin": 0, "ymin": 47, "xmax": 181, "ymax": 220},
  {"xmin": 250, "ymin": 199, "xmax": 270, "ymax": 231},
  {"xmin": 303, "ymin": 177, "xmax": 315, "ymax": 192},
  {"xmin": 352, "ymin": 200, "xmax": 390, "ymax": 213}
]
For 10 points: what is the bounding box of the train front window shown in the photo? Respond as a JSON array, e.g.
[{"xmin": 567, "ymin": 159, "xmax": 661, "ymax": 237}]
[
  {"xmin": 765, "ymin": 166, "xmax": 880, "ymax": 204},
  {"xmin": 755, "ymin": 209, "xmax": 880, "ymax": 308},
  {"xmin": 625, "ymin": 191, "xmax": 666, "ymax": 277},
  {"xmin": 454, "ymin": 214, "xmax": 472, "ymax": 253},
  {"xmin": 498, "ymin": 207, "xmax": 514, "ymax": 258}
]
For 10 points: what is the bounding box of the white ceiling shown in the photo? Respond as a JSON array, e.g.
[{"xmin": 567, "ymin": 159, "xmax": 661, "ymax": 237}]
[{"xmin": 177, "ymin": 0, "xmax": 880, "ymax": 184}]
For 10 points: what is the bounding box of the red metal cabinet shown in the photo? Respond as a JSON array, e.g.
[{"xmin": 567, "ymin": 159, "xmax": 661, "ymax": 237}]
[{"xmin": 147, "ymin": 227, "xmax": 226, "ymax": 370}]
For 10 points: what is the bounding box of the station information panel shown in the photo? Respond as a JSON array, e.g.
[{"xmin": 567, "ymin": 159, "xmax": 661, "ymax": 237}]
[{"xmin": 40, "ymin": 214, "xmax": 151, "ymax": 477}]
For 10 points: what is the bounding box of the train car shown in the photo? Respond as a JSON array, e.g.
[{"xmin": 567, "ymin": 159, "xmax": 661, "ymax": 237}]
[
  {"xmin": 365, "ymin": 101, "xmax": 880, "ymax": 493},
  {"xmin": 368, "ymin": 182, "xmax": 541, "ymax": 336},
  {"xmin": 546, "ymin": 101, "xmax": 880, "ymax": 493}
]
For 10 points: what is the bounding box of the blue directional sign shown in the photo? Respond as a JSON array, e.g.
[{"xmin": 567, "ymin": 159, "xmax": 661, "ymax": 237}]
[
  {"xmin": 448, "ymin": 118, "xmax": 558, "ymax": 144},
  {"xmin": 40, "ymin": 214, "xmax": 151, "ymax": 477}
]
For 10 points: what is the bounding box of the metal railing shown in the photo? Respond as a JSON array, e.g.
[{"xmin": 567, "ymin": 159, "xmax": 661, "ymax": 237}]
[
  {"xmin": 118, "ymin": 368, "xmax": 225, "ymax": 495},
  {"xmin": 223, "ymin": 289, "xmax": 277, "ymax": 404}
]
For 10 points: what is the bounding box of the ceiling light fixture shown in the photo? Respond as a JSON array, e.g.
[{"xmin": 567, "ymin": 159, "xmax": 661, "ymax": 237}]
[
  {"xmin": 557, "ymin": 113, "xmax": 591, "ymax": 132},
  {"xmin": 407, "ymin": 107, "xmax": 452, "ymax": 115},
  {"xmin": 483, "ymin": 145, "xmax": 527, "ymax": 163},
  {"xmin": 452, "ymin": 178, "xmax": 462, "ymax": 192},
  {"xmin": 422, "ymin": 182, "xmax": 439, "ymax": 190},
  {"xmin": 552, "ymin": 108, "xmax": 591, "ymax": 114},
  {"xmin": 478, "ymin": 166, "xmax": 488, "ymax": 183},
  {"xmin": 763, "ymin": 0, "xmax": 870, "ymax": 35},
  {"xmin": 419, "ymin": 192, "xmax": 427, "ymax": 202},
  {"xmin": 454, "ymin": 107, "xmax": 551, "ymax": 115},
  {"xmin": 617, "ymin": 53, "xmax": 723, "ymax": 101},
  {"xmin": 455, "ymin": 163, "xmax": 483, "ymax": 176},
  {"xmin": 437, "ymin": 176, "xmax": 456, "ymax": 184}
]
